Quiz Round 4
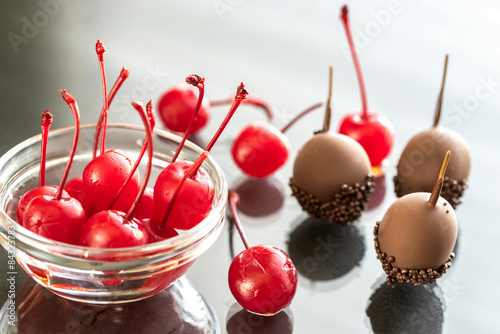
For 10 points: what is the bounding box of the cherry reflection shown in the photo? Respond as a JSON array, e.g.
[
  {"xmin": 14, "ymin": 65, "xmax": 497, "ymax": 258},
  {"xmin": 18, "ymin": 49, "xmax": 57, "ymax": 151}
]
[
  {"xmin": 366, "ymin": 174, "xmax": 387, "ymax": 211},
  {"xmin": 231, "ymin": 176, "xmax": 285, "ymax": 218},
  {"xmin": 11, "ymin": 277, "xmax": 217, "ymax": 334},
  {"xmin": 226, "ymin": 304, "xmax": 293, "ymax": 334}
]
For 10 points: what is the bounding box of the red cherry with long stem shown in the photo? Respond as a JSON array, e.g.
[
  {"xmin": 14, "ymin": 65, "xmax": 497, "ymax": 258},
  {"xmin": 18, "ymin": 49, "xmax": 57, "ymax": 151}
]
[
  {"xmin": 337, "ymin": 5, "xmax": 394, "ymax": 170},
  {"xmin": 153, "ymin": 83, "xmax": 248, "ymax": 231},
  {"xmin": 157, "ymin": 81, "xmax": 210, "ymax": 135},
  {"xmin": 171, "ymin": 74, "xmax": 205, "ymax": 163},
  {"xmin": 16, "ymin": 110, "xmax": 69, "ymax": 224},
  {"xmin": 227, "ymin": 191, "xmax": 298, "ymax": 316},
  {"xmin": 23, "ymin": 90, "xmax": 86, "ymax": 244},
  {"xmin": 93, "ymin": 66, "xmax": 130, "ymax": 159},
  {"xmin": 231, "ymin": 102, "xmax": 322, "ymax": 178},
  {"xmin": 79, "ymin": 101, "xmax": 153, "ymax": 248}
]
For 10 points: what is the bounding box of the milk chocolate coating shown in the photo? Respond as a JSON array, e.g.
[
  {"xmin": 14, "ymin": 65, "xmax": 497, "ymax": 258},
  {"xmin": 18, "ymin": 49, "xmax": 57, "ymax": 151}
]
[
  {"xmin": 394, "ymin": 126, "xmax": 470, "ymax": 202},
  {"xmin": 377, "ymin": 192, "xmax": 457, "ymax": 270},
  {"xmin": 292, "ymin": 133, "xmax": 372, "ymax": 203}
]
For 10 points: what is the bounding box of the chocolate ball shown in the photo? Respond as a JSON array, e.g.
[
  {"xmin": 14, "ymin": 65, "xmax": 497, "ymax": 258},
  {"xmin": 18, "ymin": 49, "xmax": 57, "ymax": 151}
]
[
  {"xmin": 290, "ymin": 132, "xmax": 374, "ymax": 224},
  {"xmin": 375, "ymin": 192, "xmax": 457, "ymax": 285},
  {"xmin": 292, "ymin": 133, "xmax": 372, "ymax": 203},
  {"xmin": 394, "ymin": 126, "xmax": 470, "ymax": 207}
]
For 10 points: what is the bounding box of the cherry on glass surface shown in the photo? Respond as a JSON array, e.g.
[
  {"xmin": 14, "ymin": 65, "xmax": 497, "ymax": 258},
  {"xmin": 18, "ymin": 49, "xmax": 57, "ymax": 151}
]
[
  {"xmin": 337, "ymin": 5, "xmax": 395, "ymax": 170},
  {"xmin": 227, "ymin": 191, "xmax": 298, "ymax": 316},
  {"xmin": 231, "ymin": 102, "xmax": 322, "ymax": 178}
]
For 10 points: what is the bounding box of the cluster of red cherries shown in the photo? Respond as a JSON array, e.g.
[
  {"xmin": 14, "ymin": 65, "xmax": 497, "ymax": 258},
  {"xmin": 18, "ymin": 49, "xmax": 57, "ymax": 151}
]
[{"xmin": 16, "ymin": 41, "xmax": 246, "ymax": 249}]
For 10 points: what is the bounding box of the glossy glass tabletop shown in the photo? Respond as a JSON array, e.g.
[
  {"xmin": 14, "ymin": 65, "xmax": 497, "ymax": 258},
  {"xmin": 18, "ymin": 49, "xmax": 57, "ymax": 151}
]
[{"xmin": 1, "ymin": 1, "xmax": 499, "ymax": 333}]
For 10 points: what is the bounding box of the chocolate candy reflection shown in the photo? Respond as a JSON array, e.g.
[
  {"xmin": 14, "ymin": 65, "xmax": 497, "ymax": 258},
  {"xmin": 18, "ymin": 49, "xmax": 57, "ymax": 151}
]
[
  {"xmin": 287, "ymin": 217, "xmax": 365, "ymax": 281},
  {"xmin": 366, "ymin": 281, "xmax": 444, "ymax": 334}
]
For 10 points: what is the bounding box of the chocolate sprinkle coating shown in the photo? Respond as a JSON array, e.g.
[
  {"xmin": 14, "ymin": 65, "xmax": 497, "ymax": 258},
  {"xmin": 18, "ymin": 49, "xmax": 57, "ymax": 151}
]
[
  {"xmin": 394, "ymin": 175, "xmax": 467, "ymax": 209},
  {"xmin": 374, "ymin": 221, "xmax": 454, "ymax": 286},
  {"xmin": 289, "ymin": 175, "xmax": 375, "ymax": 225}
]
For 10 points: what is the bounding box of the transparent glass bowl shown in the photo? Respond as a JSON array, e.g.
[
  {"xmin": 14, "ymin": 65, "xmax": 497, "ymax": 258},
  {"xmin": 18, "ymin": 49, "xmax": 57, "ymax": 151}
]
[{"xmin": 0, "ymin": 124, "xmax": 227, "ymax": 304}]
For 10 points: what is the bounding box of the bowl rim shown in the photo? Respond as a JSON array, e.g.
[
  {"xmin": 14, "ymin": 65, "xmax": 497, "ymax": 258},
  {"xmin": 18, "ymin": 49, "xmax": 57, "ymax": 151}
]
[{"xmin": 0, "ymin": 123, "xmax": 228, "ymax": 259}]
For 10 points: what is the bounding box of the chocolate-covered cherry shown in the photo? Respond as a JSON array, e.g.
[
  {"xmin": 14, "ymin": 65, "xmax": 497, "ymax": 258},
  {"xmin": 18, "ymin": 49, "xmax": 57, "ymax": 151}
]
[
  {"xmin": 394, "ymin": 55, "xmax": 470, "ymax": 208},
  {"xmin": 290, "ymin": 67, "xmax": 374, "ymax": 225},
  {"xmin": 227, "ymin": 191, "xmax": 298, "ymax": 316},
  {"xmin": 23, "ymin": 90, "xmax": 86, "ymax": 244},
  {"xmin": 376, "ymin": 151, "xmax": 457, "ymax": 286},
  {"xmin": 337, "ymin": 5, "xmax": 395, "ymax": 170}
]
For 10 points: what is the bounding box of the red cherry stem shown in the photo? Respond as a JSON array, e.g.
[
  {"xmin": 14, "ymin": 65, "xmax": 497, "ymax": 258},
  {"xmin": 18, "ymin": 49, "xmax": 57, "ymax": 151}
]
[
  {"xmin": 171, "ymin": 75, "xmax": 205, "ymax": 164},
  {"xmin": 95, "ymin": 40, "xmax": 109, "ymax": 157},
  {"xmin": 210, "ymin": 94, "xmax": 274, "ymax": 121},
  {"xmin": 39, "ymin": 110, "xmax": 53, "ymax": 187},
  {"xmin": 340, "ymin": 5, "xmax": 369, "ymax": 120},
  {"xmin": 55, "ymin": 90, "xmax": 80, "ymax": 201},
  {"xmin": 429, "ymin": 151, "xmax": 451, "ymax": 206},
  {"xmin": 107, "ymin": 100, "xmax": 155, "ymax": 210},
  {"xmin": 124, "ymin": 102, "xmax": 154, "ymax": 221},
  {"xmin": 228, "ymin": 190, "xmax": 250, "ymax": 250},
  {"xmin": 280, "ymin": 102, "xmax": 323, "ymax": 134},
  {"xmin": 433, "ymin": 54, "xmax": 449, "ymax": 127},
  {"xmin": 316, "ymin": 66, "xmax": 334, "ymax": 134},
  {"xmin": 160, "ymin": 83, "xmax": 248, "ymax": 229},
  {"xmin": 93, "ymin": 67, "xmax": 130, "ymax": 159}
]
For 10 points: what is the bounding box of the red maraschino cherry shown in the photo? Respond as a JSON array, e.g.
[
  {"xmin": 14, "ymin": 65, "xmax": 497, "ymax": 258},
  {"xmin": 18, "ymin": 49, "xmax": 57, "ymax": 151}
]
[
  {"xmin": 227, "ymin": 191, "xmax": 298, "ymax": 316},
  {"xmin": 157, "ymin": 80, "xmax": 210, "ymax": 135},
  {"xmin": 22, "ymin": 90, "xmax": 86, "ymax": 245},
  {"xmin": 81, "ymin": 41, "xmax": 140, "ymax": 212},
  {"xmin": 153, "ymin": 83, "xmax": 248, "ymax": 231},
  {"xmin": 79, "ymin": 101, "xmax": 154, "ymax": 248},
  {"xmin": 231, "ymin": 102, "xmax": 322, "ymax": 178},
  {"xmin": 16, "ymin": 110, "xmax": 69, "ymax": 224},
  {"xmin": 337, "ymin": 5, "xmax": 394, "ymax": 171}
]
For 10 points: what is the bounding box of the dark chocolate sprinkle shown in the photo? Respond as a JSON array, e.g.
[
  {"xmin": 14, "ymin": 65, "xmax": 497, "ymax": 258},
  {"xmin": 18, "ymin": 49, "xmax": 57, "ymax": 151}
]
[{"xmin": 289, "ymin": 175, "xmax": 375, "ymax": 225}]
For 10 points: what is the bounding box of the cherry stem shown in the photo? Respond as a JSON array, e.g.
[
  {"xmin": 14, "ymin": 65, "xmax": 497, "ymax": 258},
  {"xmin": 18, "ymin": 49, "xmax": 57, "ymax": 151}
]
[
  {"xmin": 55, "ymin": 90, "xmax": 80, "ymax": 201},
  {"xmin": 316, "ymin": 66, "xmax": 334, "ymax": 134},
  {"xmin": 171, "ymin": 74, "xmax": 205, "ymax": 164},
  {"xmin": 125, "ymin": 102, "xmax": 154, "ymax": 221},
  {"xmin": 93, "ymin": 67, "xmax": 130, "ymax": 159},
  {"xmin": 161, "ymin": 83, "xmax": 248, "ymax": 229},
  {"xmin": 107, "ymin": 100, "xmax": 155, "ymax": 211},
  {"xmin": 340, "ymin": 5, "xmax": 369, "ymax": 120},
  {"xmin": 95, "ymin": 40, "xmax": 109, "ymax": 156},
  {"xmin": 210, "ymin": 95, "xmax": 274, "ymax": 121},
  {"xmin": 228, "ymin": 190, "xmax": 251, "ymax": 250},
  {"xmin": 433, "ymin": 54, "xmax": 449, "ymax": 127},
  {"xmin": 280, "ymin": 102, "xmax": 323, "ymax": 133},
  {"xmin": 39, "ymin": 110, "xmax": 53, "ymax": 187},
  {"xmin": 429, "ymin": 150, "xmax": 451, "ymax": 205}
]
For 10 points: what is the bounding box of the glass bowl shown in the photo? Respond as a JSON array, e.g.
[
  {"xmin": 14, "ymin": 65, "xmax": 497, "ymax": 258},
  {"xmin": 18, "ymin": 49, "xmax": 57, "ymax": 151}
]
[{"xmin": 0, "ymin": 124, "xmax": 227, "ymax": 304}]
